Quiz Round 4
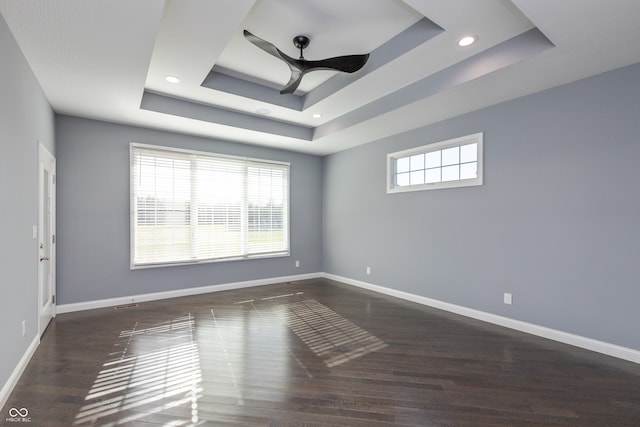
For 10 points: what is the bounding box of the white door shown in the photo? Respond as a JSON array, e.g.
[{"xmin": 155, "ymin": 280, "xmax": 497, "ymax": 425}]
[{"xmin": 38, "ymin": 143, "xmax": 56, "ymax": 335}]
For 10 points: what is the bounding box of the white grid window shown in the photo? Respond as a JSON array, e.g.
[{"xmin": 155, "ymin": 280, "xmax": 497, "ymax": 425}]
[
  {"xmin": 130, "ymin": 144, "xmax": 289, "ymax": 268},
  {"xmin": 387, "ymin": 133, "xmax": 483, "ymax": 193}
]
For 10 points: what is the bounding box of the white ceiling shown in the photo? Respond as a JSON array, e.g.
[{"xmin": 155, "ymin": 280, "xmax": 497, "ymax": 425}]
[{"xmin": 2, "ymin": 0, "xmax": 640, "ymax": 156}]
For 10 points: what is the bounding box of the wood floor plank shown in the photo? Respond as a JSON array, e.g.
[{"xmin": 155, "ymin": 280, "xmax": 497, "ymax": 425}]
[{"xmin": 2, "ymin": 278, "xmax": 640, "ymax": 426}]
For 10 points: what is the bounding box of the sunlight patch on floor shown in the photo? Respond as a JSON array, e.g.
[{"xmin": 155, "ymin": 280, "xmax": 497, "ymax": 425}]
[
  {"xmin": 74, "ymin": 315, "xmax": 202, "ymax": 426},
  {"xmin": 284, "ymin": 299, "xmax": 388, "ymax": 367}
]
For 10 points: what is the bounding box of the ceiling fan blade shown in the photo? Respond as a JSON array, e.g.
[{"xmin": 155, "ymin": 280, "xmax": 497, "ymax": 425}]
[
  {"xmin": 243, "ymin": 30, "xmax": 296, "ymax": 64},
  {"xmin": 280, "ymin": 67, "xmax": 304, "ymax": 95},
  {"xmin": 244, "ymin": 30, "xmax": 305, "ymax": 93},
  {"xmin": 280, "ymin": 54, "xmax": 370, "ymax": 94},
  {"xmin": 303, "ymin": 53, "xmax": 370, "ymax": 74}
]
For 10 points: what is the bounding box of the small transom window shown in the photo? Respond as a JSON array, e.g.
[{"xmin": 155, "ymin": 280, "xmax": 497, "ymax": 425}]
[{"xmin": 387, "ymin": 133, "xmax": 483, "ymax": 193}]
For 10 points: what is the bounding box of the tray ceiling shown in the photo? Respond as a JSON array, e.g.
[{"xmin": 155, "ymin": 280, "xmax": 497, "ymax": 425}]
[{"xmin": 2, "ymin": 0, "xmax": 640, "ymax": 155}]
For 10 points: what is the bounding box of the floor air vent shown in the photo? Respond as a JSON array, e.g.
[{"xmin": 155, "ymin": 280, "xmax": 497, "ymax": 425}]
[{"xmin": 114, "ymin": 303, "xmax": 139, "ymax": 310}]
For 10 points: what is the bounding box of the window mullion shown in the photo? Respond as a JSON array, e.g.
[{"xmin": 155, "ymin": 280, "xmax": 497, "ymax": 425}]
[
  {"xmin": 241, "ymin": 161, "xmax": 248, "ymax": 256},
  {"xmin": 189, "ymin": 156, "xmax": 198, "ymax": 260}
]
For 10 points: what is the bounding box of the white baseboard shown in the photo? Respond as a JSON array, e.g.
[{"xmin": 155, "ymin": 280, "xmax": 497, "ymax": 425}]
[
  {"xmin": 1, "ymin": 335, "xmax": 39, "ymax": 410},
  {"xmin": 56, "ymin": 272, "xmax": 322, "ymax": 314},
  {"xmin": 323, "ymin": 273, "xmax": 640, "ymax": 365}
]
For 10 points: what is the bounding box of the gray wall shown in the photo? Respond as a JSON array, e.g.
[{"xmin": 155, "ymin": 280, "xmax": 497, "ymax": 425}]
[
  {"xmin": 55, "ymin": 116, "xmax": 323, "ymax": 305},
  {"xmin": 0, "ymin": 14, "xmax": 55, "ymax": 391},
  {"xmin": 323, "ymin": 61, "xmax": 640, "ymax": 351}
]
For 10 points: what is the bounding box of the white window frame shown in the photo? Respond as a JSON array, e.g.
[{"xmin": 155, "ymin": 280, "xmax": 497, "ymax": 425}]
[
  {"xmin": 387, "ymin": 132, "xmax": 483, "ymax": 193},
  {"xmin": 130, "ymin": 143, "xmax": 290, "ymax": 269}
]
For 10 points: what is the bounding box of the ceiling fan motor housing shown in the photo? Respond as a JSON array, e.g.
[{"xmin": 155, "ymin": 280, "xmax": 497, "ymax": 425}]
[
  {"xmin": 293, "ymin": 35, "xmax": 310, "ymax": 59},
  {"xmin": 293, "ymin": 35, "xmax": 310, "ymax": 50}
]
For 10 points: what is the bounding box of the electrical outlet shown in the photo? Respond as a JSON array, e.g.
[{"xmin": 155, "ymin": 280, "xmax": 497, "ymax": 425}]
[
  {"xmin": 21, "ymin": 320, "xmax": 26, "ymax": 337},
  {"xmin": 504, "ymin": 293, "xmax": 513, "ymax": 305},
  {"xmin": 366, "ymin": 266, "xmax": 371, "ymax": 275},
  {"xmin": 295, "ymin": 260, "xmax": 300, "ymax": 268}
]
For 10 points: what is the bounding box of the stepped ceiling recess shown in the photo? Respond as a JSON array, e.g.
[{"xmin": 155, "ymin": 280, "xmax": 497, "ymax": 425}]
[{"xmin": 2, "ymin": 0, "xmax": 640, "ymax": 155}]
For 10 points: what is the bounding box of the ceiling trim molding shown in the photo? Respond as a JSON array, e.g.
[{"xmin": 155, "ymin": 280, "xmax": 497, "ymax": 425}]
[
  {"xmin": 140, "ymin": 91, "xmax": 313, "ymax": 140},
  {"xmin": 314, "ymin": 27, "xmax": 554, "ymax": 140}
]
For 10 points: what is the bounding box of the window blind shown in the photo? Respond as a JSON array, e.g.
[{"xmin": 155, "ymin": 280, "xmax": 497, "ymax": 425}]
[{"xmin": 130, "ymin": 144, "xmax": 289, "ymax": 267}]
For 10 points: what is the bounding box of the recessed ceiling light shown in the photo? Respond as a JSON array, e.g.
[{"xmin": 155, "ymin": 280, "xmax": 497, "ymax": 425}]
[
  {"xmin": 255, "ymin": 108, "xmax": 271, "ymax": 115},
  {"xmin": 312, "ymin": 113, "xmax": 322, "ymax": 119},
  {"xmin": 164, "ymin": 75, "xmax": 180, "ymax": 84},
  {"xmin": 458, "ymin": 35, "xmax": 478, "ymax": 47}
]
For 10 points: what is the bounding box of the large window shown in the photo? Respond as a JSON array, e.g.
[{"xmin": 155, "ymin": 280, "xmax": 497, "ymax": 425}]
[
  {"xmin": 130, "ymin": 144, "xmax": 289, "ymax": 268},
  {"xmin": 387, "ymin": 132, "xmax": 483, "ymax": 193}
]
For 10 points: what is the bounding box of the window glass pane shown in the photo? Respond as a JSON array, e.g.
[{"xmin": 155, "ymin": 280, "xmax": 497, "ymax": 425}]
[
  {"xmin": 425, "ymin": 168, "xmax": 441, "ymax": 184},
  {"xmin": 247, "ymin": 166, "xmax": 287, "ymax": 254},
  {"xmin": 441, "ymin": 147, "xmax": 460, "ymax": 166},
  {"xmin": 441, "ymin": 165, "xmax": 460, "ymax": 182},
  {"xmin": 396, "ymin": 172, "xmax": 410, "ymax": 187},
  {"xmin": 460, "ymin": 143, "xmax": 477, "ymax": 163},
  {"xmin": 410, "ymin": 154, "xmax": 424, "ymax": 171},
  {"xmin": 410, "ymin": 170, "xmax": 424, "ymax": 185},
  {"xmin": 396, "ymin": 157, "xmax": 410, "ymax": 173},
  {"xmin": 425, "ymin": 151, "xmax": 441, "ymax": 168},
  {"xmin": 460, "ymin": 162, "xmax": 477, "ymax": 180}
]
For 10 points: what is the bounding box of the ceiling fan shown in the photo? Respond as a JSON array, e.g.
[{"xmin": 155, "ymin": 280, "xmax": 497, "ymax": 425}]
[{"xmin": 243, "ymin": 30, "xmax": 370, "ymax": 95}]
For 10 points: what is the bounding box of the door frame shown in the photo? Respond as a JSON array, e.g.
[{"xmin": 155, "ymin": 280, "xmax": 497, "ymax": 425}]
[{"xmin": 38, "ymin": 142, "xmax": 56, "ymax": 336}]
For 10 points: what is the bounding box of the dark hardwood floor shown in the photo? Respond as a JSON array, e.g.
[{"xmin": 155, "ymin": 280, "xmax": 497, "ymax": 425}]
[{"xmin": 3, "ymin": 278, "xmax": 640, "ymax": 426}]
